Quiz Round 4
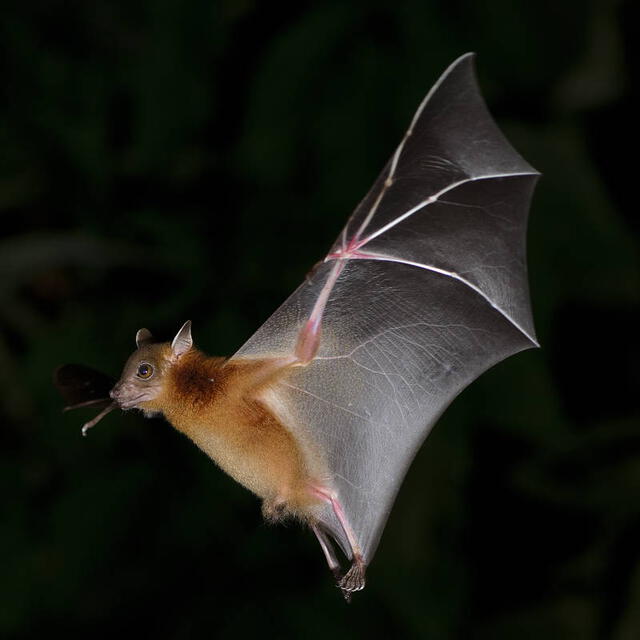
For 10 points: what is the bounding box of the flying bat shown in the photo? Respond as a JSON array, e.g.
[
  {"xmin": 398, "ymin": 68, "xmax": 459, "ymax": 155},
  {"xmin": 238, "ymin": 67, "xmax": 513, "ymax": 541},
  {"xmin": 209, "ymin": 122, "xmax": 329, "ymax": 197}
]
[{"xmin": 54, "ymin": 53, "xmax": 539, "ymax": 600}]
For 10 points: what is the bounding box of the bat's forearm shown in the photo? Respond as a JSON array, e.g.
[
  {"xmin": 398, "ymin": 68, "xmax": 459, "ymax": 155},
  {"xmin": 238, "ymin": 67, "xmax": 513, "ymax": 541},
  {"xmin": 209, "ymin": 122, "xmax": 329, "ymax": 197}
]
[{"xmin": 235, "ymin": 354, "xmax": 300, "ymax": 395}]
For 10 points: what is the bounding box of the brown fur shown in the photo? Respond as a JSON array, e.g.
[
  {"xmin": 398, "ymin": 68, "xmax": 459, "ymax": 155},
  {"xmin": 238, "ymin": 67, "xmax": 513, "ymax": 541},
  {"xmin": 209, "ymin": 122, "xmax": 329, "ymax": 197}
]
[
  {"xmin": 169, "ymin": 350, "xmax": 228, "ymax": 411},
  {"xmin": 138, "ymin": 348, "xmax": 322, "ymax": 520}
]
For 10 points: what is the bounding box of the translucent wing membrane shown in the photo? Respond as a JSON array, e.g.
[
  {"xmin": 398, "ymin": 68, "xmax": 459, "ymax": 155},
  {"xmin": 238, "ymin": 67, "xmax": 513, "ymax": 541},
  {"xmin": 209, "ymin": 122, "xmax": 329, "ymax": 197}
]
[{"xmin": 233, "ymin": 53, "xmax": 538, "ymax": 562}]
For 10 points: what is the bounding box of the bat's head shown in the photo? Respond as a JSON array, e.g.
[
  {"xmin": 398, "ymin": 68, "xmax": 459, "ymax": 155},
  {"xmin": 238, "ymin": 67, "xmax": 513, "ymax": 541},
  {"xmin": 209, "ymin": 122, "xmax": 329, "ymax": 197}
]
[
  {"xmin": 54, "ymin": 321, "xmax": 194, "ymax": 436},
  {"xmin": 109, "ymin": 321, "xmax": 193, "ymax": 412}
]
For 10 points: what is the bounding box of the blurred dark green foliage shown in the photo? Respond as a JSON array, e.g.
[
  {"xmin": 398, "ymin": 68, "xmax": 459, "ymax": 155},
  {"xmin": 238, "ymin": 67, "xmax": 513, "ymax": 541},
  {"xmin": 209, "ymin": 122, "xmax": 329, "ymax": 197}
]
[{"xmin": 0, "ymin": 1, "xmax": 637, "ymax": 638}]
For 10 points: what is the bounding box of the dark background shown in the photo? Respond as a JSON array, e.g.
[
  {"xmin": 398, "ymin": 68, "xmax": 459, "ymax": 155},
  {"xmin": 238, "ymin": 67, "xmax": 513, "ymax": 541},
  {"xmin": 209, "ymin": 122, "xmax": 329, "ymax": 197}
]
[{"xmin": 1, "ymin": 1, "xmax": 638, "ymax": 638}]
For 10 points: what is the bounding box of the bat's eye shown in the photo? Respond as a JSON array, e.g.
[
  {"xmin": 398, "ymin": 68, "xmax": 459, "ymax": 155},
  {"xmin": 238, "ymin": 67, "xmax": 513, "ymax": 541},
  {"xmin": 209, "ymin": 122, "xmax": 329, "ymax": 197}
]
[{"xmin": 137, "ymin": 363, "xmax": 154, "ymax": 379}]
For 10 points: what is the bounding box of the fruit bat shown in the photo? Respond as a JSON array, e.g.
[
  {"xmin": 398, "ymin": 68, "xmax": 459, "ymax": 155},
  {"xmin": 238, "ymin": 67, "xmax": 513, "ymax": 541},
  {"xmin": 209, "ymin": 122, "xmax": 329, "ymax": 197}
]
[{"xmin": 54, "ymin": 53, "xmax": 539, "ymax": 600}]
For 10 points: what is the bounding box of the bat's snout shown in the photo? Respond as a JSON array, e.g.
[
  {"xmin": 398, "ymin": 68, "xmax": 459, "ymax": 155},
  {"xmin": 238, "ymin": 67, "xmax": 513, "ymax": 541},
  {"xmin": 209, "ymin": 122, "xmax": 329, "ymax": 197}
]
[
  {"xmin": 109, "ymin": 383, "xmax": 123, "ymax": 404},
  {"xmin": 109, "ymin": 381, "xmax": 154, "ymax": 410}
]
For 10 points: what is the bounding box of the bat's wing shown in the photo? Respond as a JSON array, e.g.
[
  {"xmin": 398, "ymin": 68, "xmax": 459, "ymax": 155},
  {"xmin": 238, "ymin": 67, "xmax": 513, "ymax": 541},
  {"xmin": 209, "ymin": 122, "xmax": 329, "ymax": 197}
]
[{"xmin": 232, "ymin": 53, "xmax": 539, "ymax": 564}]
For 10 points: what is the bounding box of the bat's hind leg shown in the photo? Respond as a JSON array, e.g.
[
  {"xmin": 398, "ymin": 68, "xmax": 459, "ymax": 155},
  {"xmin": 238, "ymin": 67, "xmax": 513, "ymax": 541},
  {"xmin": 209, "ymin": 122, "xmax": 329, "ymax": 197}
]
[
  {"xmin": 311, "ymin": 523, "xmax": 343, "ymax": 583},
  {"xmin": 310, "ymin": 485, "xmax": 366, "ymax": 600}
]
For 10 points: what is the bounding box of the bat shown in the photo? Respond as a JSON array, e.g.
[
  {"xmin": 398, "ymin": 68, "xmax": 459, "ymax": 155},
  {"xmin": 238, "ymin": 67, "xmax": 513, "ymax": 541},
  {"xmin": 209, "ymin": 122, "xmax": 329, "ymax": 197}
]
[{"xmin": 54, "ymin": 53, "xmax": 539, "ymax": 600}]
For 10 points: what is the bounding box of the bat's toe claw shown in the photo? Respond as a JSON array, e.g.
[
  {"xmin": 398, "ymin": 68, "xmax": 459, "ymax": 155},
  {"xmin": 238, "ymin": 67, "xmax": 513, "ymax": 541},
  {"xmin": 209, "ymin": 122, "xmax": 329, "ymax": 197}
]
[{"xmin": 338, "ymin": 557, "xmax": 366, "ymax": 601}]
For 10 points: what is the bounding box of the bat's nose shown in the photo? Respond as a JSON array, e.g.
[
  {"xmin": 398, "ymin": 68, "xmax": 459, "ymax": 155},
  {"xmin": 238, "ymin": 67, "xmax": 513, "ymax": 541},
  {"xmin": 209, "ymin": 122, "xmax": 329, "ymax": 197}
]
[{"xmin": 109, "ymin": 385, "xmax": 120, "ymax": 401}]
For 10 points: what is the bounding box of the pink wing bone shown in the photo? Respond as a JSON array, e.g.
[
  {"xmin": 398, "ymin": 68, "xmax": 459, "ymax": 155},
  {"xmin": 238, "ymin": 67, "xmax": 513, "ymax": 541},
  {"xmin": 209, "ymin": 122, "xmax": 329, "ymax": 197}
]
[
  {"xmin": 298, "ymin": 114, "xmax": 425, "ymax": 364},
  {"xmin": 294, "ymin": 259, "xmax": 346, "ymax": 364}
]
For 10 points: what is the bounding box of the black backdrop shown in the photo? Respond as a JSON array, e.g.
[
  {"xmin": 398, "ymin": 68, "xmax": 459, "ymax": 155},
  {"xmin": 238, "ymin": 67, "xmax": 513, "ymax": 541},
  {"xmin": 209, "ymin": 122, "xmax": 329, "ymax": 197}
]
[{"xmin": 1, "ymin": 1, "xmax": 638, "ymax": 638}]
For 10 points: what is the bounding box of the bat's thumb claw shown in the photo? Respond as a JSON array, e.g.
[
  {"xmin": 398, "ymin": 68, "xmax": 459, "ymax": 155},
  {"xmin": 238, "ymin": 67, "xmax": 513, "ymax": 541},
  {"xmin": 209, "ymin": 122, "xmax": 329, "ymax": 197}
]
[{"xmin": 305, "ymin": 260, "xmax": 322, "ymax": 282}]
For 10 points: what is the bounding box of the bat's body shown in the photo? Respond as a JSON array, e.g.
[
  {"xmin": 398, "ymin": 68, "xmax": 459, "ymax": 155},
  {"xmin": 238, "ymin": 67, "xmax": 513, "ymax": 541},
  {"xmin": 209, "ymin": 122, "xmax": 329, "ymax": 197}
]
[
  {"xmin": 100, "ymin": 323, "xmax": 368, "ymax": 595},
  {"xmin": 137, "ymin": 347, "xmax": 325, "ymax": 520},
  {"xmin": 55, "ymin": 53, "xmax": 539, "ymax": 600}
]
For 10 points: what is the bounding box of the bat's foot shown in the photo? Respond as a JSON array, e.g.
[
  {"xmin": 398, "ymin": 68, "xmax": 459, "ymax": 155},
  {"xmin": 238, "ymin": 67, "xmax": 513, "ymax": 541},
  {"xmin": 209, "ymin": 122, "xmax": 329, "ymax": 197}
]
[
  {"xmin": 309, "ymin": 484, "xmax": 367, "ymax": 601},
  {"xmin": 311, "ymin": 522, "xmax": 345, "ymax": 585},
  {"xmin": 339, "ymin": 555, "xmax": 366, "ymax": 602}
]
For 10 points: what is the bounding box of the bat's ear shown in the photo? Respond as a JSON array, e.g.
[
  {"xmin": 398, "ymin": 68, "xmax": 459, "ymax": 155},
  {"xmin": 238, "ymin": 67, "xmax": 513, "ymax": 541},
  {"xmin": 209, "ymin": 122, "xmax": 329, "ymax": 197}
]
[
  {"xmin": 136, "ymin": 328, "xmax": 154, "ymax": 349},
  {"xmin": 171, "ymin": 320, "xmax": 193, "ymax": 358}
]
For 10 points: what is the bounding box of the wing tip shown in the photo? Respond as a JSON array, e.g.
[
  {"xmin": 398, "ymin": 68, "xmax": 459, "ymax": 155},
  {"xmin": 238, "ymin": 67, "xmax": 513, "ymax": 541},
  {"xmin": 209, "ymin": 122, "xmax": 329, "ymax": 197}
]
[
  {"xmin": 436, "ymin": 52, "xmax": 477, "ymax": 88},
  {"xmin": 442, "ymin": 52, "xmax": 540, "ymax": 177},
  {"xmin": 453, "ymin": 51, "xmax": 477, "ymax": 65},
  {"xmin": 518, "ymin": 327, "xmax": 540, "ymax": 350}
]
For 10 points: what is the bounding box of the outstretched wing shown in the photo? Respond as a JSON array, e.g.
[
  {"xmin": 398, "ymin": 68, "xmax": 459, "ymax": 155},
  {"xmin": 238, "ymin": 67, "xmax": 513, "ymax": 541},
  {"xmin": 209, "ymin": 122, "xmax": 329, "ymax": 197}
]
[{"xmin": 232, "ymin": 53, "xmax": 539, "ymax": 562}]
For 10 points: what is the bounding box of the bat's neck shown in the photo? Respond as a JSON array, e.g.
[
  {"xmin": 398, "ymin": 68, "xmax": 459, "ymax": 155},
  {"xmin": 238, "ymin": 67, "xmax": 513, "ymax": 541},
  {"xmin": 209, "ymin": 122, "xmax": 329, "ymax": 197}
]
[{"xmin": 159, "ymin": 350, "xmax": 227, "ymax": 427}]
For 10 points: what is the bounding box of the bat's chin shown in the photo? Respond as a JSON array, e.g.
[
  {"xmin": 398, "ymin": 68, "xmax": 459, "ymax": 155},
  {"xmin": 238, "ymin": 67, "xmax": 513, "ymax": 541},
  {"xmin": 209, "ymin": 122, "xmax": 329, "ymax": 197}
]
[{"xmin": 118, "ymin": 397, "xmax": 144, "ymax": 410}]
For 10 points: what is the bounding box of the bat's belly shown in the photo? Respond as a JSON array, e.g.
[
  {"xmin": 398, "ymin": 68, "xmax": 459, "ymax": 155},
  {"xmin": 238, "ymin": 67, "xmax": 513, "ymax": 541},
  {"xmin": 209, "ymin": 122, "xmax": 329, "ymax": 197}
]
[{"xmin": 178, "ymin": 401, "xmax": 314, "ymax": 507}]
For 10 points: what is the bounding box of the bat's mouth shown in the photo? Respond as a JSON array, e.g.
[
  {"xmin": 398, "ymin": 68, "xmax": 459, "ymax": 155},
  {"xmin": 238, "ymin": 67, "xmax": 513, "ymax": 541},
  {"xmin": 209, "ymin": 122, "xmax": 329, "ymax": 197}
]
[{"xmin": 111, "ymin": 393, "xmax": 147, "ymax": 410}]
